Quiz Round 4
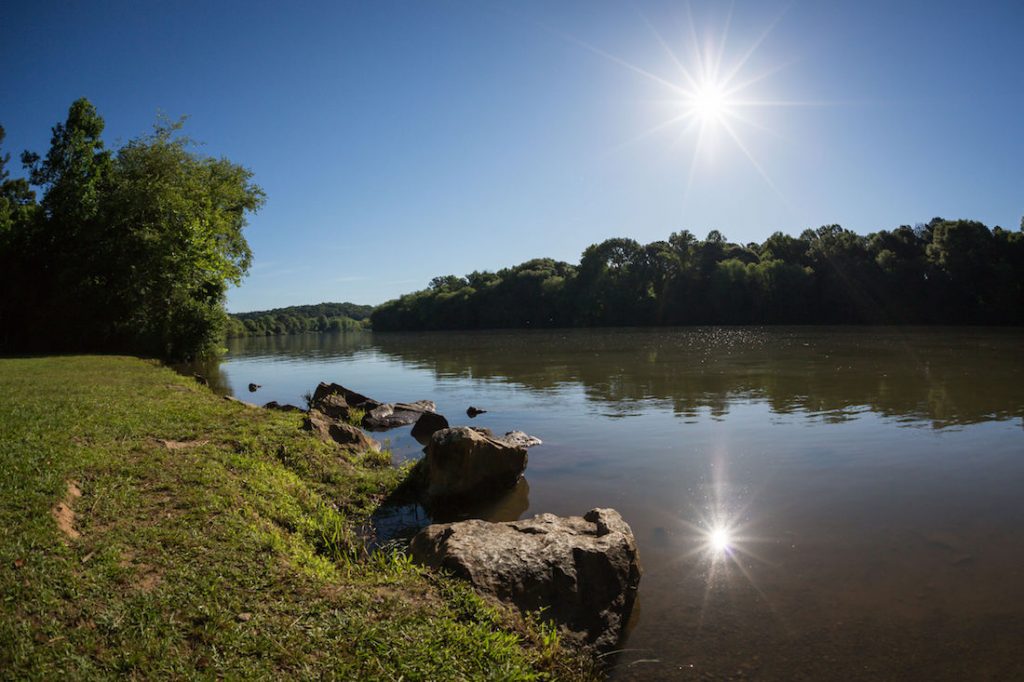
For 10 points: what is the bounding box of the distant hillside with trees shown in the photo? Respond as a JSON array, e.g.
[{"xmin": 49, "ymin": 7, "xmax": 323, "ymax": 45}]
[
  {"xmin": 227, "ymin": 302, "xmax": 372, "ymax": 337},
  {"xmin": 0, "ymin": 100, "xmax": 263, "ymax": 359},
  {"xmin": 371, "ymin": 219, "xmax": 1024, "ymax": 331}
]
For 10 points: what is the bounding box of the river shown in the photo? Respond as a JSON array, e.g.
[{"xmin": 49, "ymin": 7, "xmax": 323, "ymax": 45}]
[{"xmin": 195, "ymin": 327, "xmax": 1024, "ymax": 680}]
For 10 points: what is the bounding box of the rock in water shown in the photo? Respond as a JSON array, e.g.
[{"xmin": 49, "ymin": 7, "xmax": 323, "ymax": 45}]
[
  {"xmin": 424, "ymin": 427, "xmax": 527, "ymax": 501},
  {"xmin": 311, "ymin": 382, "xmax": 380, "ymax": 411},
  {"xmin": 410, "ymin": 508, "xmax": 641, "ymax": 651},
  {"xmin": 263, "ymin": 401, "xmax": 303, "ymax": 412},
  {"xmin": 362, "ymin": 400, "xmax": 437, "ymax": 430},
  {"xmin": 303, "ymin": 409, "xmax": 380, "ymax": 451},
  {"xmin": 411, "ymin": 411, "xmax": 450, "ymax": 443},
  {"xmin": 500, "ymin": 430, "xmax": 543, "ymax": 448}
]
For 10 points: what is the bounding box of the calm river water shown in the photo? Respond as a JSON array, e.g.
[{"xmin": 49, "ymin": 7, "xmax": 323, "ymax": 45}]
[{"xmin": 200, "ymin": 327, "xmax": 1024, "ymax": 680}]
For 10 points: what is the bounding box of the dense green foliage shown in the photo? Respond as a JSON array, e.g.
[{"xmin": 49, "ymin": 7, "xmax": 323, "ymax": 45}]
[
  {"xmin": 372, "ymin": 221, "xmax": 1024, "ymax": 330},
  {"xmin": 227, "ymin": 302, "xmax": 373, "ymax": 337},
  {"xmin": 0, "ymin": 100, "xmax": 264, "ymax": 359},
  {"xmin": 0, "ymin": 355, "xmax": 592, "ymax": 679}
]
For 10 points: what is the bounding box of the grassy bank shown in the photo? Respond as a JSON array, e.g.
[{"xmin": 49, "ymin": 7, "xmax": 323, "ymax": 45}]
[{"xmin": 0, "ymin": 356, "xmax": 592, "ymax": 680}]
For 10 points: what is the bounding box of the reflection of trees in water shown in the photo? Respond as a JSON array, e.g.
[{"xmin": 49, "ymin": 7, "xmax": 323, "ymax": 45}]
[
  {"xmin": 171, "ymin": 357, "xmax": 234, "ymax": 396},
  {"xmin": 370, "ymin": 328, "xmax": 1024, "ymax": 429},
  {"xmin": 173, "ymin": 332, "xmax": 376, "ymax": 393},
  {"xmin": 226, "ymin": 331, "xmax": 375, "ymax": 358}
]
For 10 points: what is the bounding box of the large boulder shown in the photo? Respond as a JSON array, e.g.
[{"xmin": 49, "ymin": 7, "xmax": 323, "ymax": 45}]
[
  {"xmin": 424, "ymin": 427, "xmax": 527, "ymax": 501},
  {"xmin": 411, "ymin": 410, "xmax": 450, "ymax": 443},
  {"xmin": 303, "ymin": 409, "xmax": 380, "ymax": 451},
  {"xmin": 362, "ymin": 400, "xmax": 437, "ymax": 430},
  {"xmin": 410, "ymin": 508, "xmax": 641, "ymax": 651}
]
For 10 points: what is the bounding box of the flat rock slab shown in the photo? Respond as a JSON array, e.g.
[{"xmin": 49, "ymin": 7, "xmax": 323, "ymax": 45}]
[
  {"xmin": 362, "ymin": 400, "xmax": 437, "ymax": 430},
  {"xmin": 410, "ymin": 508, "xmax": 641, "ymax": 651}
]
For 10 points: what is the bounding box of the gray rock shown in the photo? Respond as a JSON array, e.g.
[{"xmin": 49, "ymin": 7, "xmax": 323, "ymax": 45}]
[
  {"xmin": 423, "ymin": 427, "xmax": 527, "ymax": 500},
  {"xmin": 499, "ymin": 430, "xmax": 543, "ymax": 448},
  {"xmin": 362, "ymin": 400, "xmax": 437, "ymax": 430},
  {"xmin": 411, "ymin": 411, "xmax": 450, "ymax": 442},
  {"xmin": 410, "ymin": 508, "xmax": 641, "ymax": 651},
  {"xmin": 303, "ymin": 409, "xmax": 380, "ymax": 451}
]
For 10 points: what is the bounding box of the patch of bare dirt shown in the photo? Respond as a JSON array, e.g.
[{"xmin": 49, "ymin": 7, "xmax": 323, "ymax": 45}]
[
  {"xmin": 52, "ymin": 480, "xmax": 83, "ymax": 540},
  {"xmin": 119, "ymin": 551, "xmax": 163, "ymax": 592},
  {"xmin": 135, "ymin": 568, "xmax": 163, "ymax": 592}
]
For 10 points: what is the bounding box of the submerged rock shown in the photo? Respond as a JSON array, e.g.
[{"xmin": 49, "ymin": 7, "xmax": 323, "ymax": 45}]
[
  {"xmin": 423, "ymin": 427, "xmax": 527, "ymax": 501},
  {"xmin": 411, "ymin": 411, "xmax": 450, "ymax": 443},
  {"xmin": 410, "ymin": 508, "xmax": 641, "ymax": 651},
  {"xmin": 263, "ymin": 401, "xmax": 303, "ymax": 412},
  {"xmin": 303, "ymin": 409, "xmax": 380, "ymax": 451}
]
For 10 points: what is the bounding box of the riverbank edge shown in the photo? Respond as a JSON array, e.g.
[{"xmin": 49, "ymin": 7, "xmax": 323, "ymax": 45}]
[{"xmin": 0, "ymin": 355, "xmax": 594, "ymax": 680}]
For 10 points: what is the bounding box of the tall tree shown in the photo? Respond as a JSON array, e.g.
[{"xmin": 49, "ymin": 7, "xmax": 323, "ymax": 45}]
[{"xmin": 0, "ymin": 100, "xmax": 264, "ymax": 359}]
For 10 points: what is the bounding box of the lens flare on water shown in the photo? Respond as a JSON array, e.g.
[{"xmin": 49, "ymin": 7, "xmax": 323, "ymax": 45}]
[{"xmin": 709, "ymin": 526, "xmax": 732, "ymax": 553}]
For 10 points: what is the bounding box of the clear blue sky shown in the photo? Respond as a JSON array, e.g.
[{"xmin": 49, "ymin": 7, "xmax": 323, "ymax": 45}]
[{"xmin": 2, "ymin": 0, "xmax": 1022, "ymax": 311}]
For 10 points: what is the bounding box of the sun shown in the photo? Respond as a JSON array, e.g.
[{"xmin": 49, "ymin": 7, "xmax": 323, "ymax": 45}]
[
  {"xmin": 552, "ymin": 7, "xmax": 817, "ymax": 200},
  {"xmin": 689, "ymin": 82, "xmax": 731, "ymax": 124}
]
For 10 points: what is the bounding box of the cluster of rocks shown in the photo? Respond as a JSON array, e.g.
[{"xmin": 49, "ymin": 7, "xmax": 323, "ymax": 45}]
[{"xmin": 246, "ymin": 378, "xmax": 641, "ymax": 652}]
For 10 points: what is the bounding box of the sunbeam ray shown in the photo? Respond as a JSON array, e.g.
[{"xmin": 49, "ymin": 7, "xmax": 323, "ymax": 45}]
[
  {"xmin": 719, "ymin": 3, "xmax": 792, "ymax": 86},
  {"xmin": 638, "ymin": 11, "xmax": 700, "ymax": 92}
]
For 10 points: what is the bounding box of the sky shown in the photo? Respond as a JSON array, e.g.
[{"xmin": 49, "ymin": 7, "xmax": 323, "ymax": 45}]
[{"xmin": 2, "ymin": 0, "xmax": 1022, "ymax": 312}]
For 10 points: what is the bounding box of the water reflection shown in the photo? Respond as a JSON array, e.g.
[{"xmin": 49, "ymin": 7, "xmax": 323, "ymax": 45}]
[
  {"xmin": 367, "ymin": 327, "xmax": 1024, "ymax": 429},
  {"xmin": 370, "ymin": 478, "xmax": 531, "ymax": 545}
]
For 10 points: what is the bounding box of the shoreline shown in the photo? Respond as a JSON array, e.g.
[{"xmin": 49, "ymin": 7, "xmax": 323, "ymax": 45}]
[{"xmin": 0, "ymin": 355, "xmax": 595, "ymax": 679}]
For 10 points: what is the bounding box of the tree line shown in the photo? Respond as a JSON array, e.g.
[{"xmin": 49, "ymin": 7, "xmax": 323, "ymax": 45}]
[
  {"xmin": 227, "ymin": 302, "xmax": 372, "ymax": 337},
  {"xmin": 371, "ymin": 220, "xmax": 1024, "ymax": 331},
  {"xmin": 0, "ymin": 100, "xmax": 263, "ymax": 359}
]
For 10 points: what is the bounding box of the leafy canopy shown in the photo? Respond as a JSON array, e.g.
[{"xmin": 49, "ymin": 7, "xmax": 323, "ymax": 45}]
[{"xmin": 0, "ymin": 99, "xmax": 264, "ymax": 359}]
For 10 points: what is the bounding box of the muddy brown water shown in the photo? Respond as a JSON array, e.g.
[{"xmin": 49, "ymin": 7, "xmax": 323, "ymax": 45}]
[{"xmin": 190, "ymin": 327, "xmax": 1024, "ymax": 680}]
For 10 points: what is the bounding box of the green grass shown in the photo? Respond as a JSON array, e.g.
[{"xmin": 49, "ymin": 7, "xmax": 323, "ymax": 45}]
[{"xmin": 0, "ymin": 356, "xmax": 593, "ymax": 680}]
